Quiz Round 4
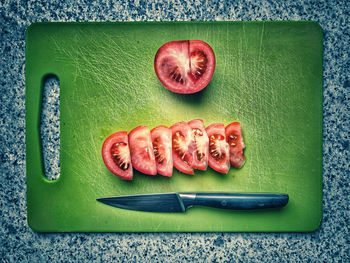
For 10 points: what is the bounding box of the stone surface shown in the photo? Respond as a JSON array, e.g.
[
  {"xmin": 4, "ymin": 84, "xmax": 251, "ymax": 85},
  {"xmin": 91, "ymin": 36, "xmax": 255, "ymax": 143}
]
[{"xmin": 1, "ymin": 0, "xmax": 349, "ymax": 262}]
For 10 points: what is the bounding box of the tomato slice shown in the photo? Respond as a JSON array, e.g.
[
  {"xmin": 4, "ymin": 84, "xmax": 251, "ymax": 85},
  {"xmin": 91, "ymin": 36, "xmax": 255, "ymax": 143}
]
[
  {"xmin": 154, "ymin": 40, "xmax": 216, "ymax": 94},
  {"xmin": 128, "ymin": 126, "xmax": 157, "ymax": 175},
  {"xmin": 188, "ymin": 119, "xmax": 209, "ymax": 171},
  {"xmin": 205, "ymin": 123, "xmax": 230, "ymax": 174},
  {"xmin": 225, "ymin": 122, "xmax": 246, "ymax": 168},
  {"xmin": 102, "ymin": 131, "xmax": 133, "ymax": 180},
  {"xmin": 151, "ymin": 126, "xmax": 173, "ymax": 177},
  {"xmin": 170, "ymin": 121, "xmax": 194, "ymax": 175}
]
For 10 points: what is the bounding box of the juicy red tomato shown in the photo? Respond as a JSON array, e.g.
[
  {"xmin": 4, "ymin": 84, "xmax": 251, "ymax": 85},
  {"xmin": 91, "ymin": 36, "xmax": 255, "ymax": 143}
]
[
  {"xmin": 151, "ymin": 126, "xmax": 173, "ymax": 177},
  {"xmin": 188, "ymin": 119, "xmax": 209, "ymax": 171},
  {"xmin": 225, "ymin": 122, "xmax": 246, "ymax": 168},
  {"xmin": 205, "ymin": 123, "xmax": 230, "ymax": 174},
  {"xmin": 154, "ymin": 40, "xmax": 216, "ymax": 94},
  {"xmin": 128, "ymin": 126, "xmax": 157, "ymax": 175},
  {"xmin": 102, "ymin": 131, "xmax": 133, "ymax": 180},
  {"xmin": 170, "ymin": 122, "xmax": 194, "ymax": 174}
]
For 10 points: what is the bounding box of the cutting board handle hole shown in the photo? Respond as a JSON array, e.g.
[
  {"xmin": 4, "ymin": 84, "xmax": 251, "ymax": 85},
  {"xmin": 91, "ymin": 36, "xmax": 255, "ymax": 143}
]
[{"xmin": 40, "ymin": 74, "xmax": 60, "ymax": 181}]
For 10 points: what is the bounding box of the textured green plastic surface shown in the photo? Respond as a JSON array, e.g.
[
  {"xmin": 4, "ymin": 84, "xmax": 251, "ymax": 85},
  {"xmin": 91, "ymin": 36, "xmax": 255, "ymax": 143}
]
[{"xmin": 26, "ymin": 22, "xmax": 323, "ymax": 232}]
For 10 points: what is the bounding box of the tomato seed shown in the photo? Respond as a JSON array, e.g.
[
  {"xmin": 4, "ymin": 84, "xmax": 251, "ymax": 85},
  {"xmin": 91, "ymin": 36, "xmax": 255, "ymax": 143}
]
[
  {"xmin": 110, "ymin": 142, "xmax": 130, "ymax": 171},
  {"xmin": 230, "ymin": 135, "xmax": 237, "ymax": 140}
]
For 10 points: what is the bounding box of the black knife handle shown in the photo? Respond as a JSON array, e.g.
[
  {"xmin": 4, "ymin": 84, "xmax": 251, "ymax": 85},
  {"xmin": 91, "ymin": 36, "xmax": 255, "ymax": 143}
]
[{"xmin": 180, "ymin": 193, "xmax": 289, "ymax": 210}]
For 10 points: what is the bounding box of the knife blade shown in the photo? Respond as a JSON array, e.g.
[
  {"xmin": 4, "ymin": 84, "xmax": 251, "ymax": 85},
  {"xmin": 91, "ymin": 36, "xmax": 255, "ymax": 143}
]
[{"xmin": 96, "ymin": 192, "xmax": 289, "ymax": 212}]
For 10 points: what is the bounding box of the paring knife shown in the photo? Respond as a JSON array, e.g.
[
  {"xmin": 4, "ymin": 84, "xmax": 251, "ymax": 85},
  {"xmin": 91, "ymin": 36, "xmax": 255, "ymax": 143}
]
[{"xmin": 97, "ymin": 193, "xmax": 289, "ymax": 212}]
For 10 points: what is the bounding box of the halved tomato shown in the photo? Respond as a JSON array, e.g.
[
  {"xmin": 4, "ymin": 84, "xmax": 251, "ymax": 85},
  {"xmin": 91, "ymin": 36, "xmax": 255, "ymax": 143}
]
[
  {"xmin": 188, "ymin": 119, "xmax": 209, "ymax": 171},
  {"xmin": 151, "ymin": 126, "xmax": 173, "ymax": 177},
  {"xmin": 128, "ymin": 126, "xmax": 157, "ymax": 175},
  {"xmin": 154, "ymin": 40, "xmax": 216, "ymax": 94},
  {"xmin": 170, "ymin": 122, "xmax": 194, "ymax": 174},
  {"xmin": 205, "ymin": 123, "xmax": 230, "ymax": 174},
  {"xmin": 225, "ymin": 122, "xmax": 246, "ymax": 168},
  {"xmin": 102, "ymin": 131, "xmax": 133, "ymax": 180}
]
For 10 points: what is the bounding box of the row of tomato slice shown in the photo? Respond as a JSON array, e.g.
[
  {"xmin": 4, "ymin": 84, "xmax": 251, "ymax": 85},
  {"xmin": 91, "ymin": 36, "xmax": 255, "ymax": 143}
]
[{"xmin": 102, "ymin": 120, "xmax": 246, "ymax": 180}]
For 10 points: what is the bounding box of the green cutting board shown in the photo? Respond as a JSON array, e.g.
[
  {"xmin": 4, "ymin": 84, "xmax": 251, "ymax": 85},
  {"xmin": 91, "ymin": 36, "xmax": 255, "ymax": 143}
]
[{"xmin": 26, "ymin": 22, "xmax": 323, "ymax": 232}]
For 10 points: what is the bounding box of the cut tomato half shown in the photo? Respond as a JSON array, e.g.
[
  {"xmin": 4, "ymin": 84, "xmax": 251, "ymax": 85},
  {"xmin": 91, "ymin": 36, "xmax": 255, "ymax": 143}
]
[
  {"xmin": 102, "ymin": 131, "xmax": 133, "ymax": 180},
  {"xmin": 205, "ymin": 123, "xmax": 230, "ymax": 174},
  {"xmin": 225, "ymin": 122, "xmax": 246, "ymax": 168},
  {"xmin": 128, "ymin": 126, "xmax": 157, "ymax": 175},
  {"xmin": 154, "ymin": 40, "xmax": 216, "ymax": 94},
  {"xmin": 151, "ymin": 126, "xmax": 173, "ymax": 177},
  {"xmin": 188, "ymin": 119, "xmax": 209, "ymax": 171},
  {"xmin": 170, "ymin": 121, "xmax": 194, "ymax": 174}
]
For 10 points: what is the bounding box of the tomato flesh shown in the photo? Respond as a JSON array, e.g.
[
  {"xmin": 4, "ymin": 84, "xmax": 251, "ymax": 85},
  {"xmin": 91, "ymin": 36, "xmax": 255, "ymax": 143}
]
[
  {"xmin": 188, "ymin": 119, "xmax": 209, "ymax": 171},
  {"xmin": 170, "ymin": 122, "xmax": 194, "ymax": 174},
  {"xmin": 128, "ymin": 126, "xmax": 157, "ymax": 175},
  {"xmin": 205, "ymin": 123, "xmax": 230, "ymax": 174},
  {"xmin": 154, "ymin": 40, "xmax": 216, "ymax": 94},
  {"xmin": 225, "ymin": 122, "xmax": 246, "ymax": 168},
  {"xmin": 101, "ymin": 131, "xmax": 133, "ymax": 180},
  {"xmin": 102, "ymin": 121, "xmax": 245, "ymax": 179},
  {"xmin": 151, "ymin": 126, "xmax": 173, "ymax": 177}
]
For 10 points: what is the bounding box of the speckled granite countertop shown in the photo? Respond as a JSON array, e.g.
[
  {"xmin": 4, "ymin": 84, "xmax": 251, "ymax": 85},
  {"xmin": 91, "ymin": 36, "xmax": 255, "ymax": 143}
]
[{"xmin": 1, "ymin": 0, "xmax": 349, "ymax": 262}]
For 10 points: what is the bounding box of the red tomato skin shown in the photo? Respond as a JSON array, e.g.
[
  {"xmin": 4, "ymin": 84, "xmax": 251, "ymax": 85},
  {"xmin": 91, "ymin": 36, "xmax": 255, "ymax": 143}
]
[
  {"xmin": 188, "ymin": 119, "xmax": 209, "ymax": 171},
  {"xmin": 151, "ymin": 126, "xmax": 173, "ymax": 177},
  {"xmin": 225, "ymin": 122, "xmax": 246, "ymax": 168},
  {"xmin": 154, "ymin": 40, "xmax": 216, "ymax": 94},
  {"xmin": 101, "ymin": 131, "xmax": 133, "ymax": 180},
  {"xmin": 205, "ymin": 123, "xmax": 230, "ymax": 174},
  {"xmin": 170, "ymin": 122, "xmax": 194, "ymax": 175},
  {"xmin": 128, "ymin": 126, "xmax": 157, "ymax": 175}
]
